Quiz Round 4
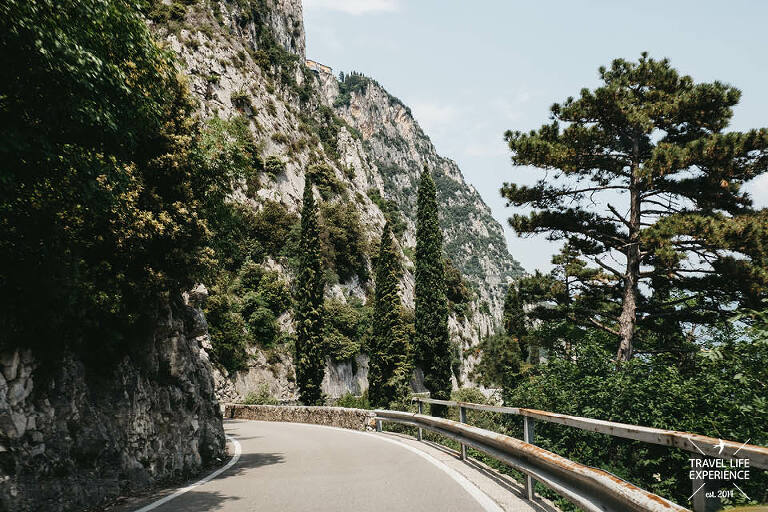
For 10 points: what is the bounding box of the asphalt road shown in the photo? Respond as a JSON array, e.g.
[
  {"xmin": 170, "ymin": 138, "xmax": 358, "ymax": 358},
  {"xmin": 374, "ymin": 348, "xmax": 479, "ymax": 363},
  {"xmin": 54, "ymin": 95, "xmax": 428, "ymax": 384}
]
[{"xmin": 136, "ymin": 419, "xmax": 498, "ymax": 512}]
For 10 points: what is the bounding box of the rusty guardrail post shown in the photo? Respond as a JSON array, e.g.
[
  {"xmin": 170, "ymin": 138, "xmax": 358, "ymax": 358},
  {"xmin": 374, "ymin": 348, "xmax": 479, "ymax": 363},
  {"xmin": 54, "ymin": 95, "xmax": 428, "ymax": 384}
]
[
  {"xmin": 417, "ymin": 400, "xmax": 423, "ymax": 441},
  {"xmin": 524, "ymin": 416, "xmax": 537, "ymax": 500},
  {"xmin": 459, "ymin": 405, "xmax": 467, "ymax": 460}
]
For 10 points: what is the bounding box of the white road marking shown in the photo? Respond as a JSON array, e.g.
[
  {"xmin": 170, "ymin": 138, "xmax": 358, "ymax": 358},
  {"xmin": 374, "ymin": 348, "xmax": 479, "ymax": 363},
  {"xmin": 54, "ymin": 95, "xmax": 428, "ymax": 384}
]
[
  {"xmin": 278, "ymin": 421, "xmax": 505, "ymax": 512},
  {"xmin": 131, "ymin": 435, "xmax": 242, "ymax": 512},
  {"xmin": 133, "ymin": 421, "xmax": 504, "ymax": 512}
]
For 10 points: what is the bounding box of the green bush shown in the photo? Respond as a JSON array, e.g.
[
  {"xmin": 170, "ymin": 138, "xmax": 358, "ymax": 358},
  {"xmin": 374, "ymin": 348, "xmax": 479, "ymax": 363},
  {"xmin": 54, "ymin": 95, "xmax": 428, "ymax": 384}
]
[
  {"xmin": 334, "ymin": 392, "xmax": 371, "ymax": 409},
  {"xmin": 258, "ymin": 271, "xmax": 293, "ymax": 314},
  {"xmin": 230, "ymin": 89, "xmax": 252, "ymax": 110},
  {"xmin": 307, "ymin": 163, "xmax": 344, "ymax": 199},
  {"xmin": 243, "ymin": 383, "xmax": 279, "ymax": 405},
  {"xmin": 264, "ymin": 155, "xmax": 286, "ymax": 176},
  {"xmin": 205, "ymin": 290, "xmax": 250, "ymax": 373},
  {"xmin": 322, "ymin": 298, "xmax": 372, "ymax": 363},
  {"xmin": 247, "ymin": 305, "xmax": 278, "ymax": 343},
  {"xmin": 319, "ymin": 201, "xmax": 369, "ymax": 283},
  {"xmin": 504, "ymin": 331, "xmax": 768, "ymax": 508},
  {"xmin": 205, "ymin": 262, "xmax": 292, "ymax": 372}
]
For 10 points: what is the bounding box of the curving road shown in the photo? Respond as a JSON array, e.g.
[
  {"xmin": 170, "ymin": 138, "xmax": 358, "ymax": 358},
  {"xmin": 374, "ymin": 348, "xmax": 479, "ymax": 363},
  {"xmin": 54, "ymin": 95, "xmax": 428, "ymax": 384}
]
[{"xmin": 134, "ymin": 419, "xmax": 507, "ymax": 512}]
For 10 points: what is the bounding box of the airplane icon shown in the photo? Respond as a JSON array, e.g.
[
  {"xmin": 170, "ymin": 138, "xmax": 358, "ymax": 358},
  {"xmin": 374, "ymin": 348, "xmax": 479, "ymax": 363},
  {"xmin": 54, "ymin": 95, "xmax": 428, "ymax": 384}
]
[{"xmin": 715, "ymin": 439, "xmax": 726, "ymax": 455}]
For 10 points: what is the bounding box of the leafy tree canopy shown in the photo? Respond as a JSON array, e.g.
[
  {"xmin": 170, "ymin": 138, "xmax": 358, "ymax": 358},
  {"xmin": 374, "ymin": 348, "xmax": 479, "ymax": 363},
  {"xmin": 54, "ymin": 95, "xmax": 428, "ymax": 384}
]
[{"xmin": 0, "ymin": 0, "xmax": 215, "ymax": 362}]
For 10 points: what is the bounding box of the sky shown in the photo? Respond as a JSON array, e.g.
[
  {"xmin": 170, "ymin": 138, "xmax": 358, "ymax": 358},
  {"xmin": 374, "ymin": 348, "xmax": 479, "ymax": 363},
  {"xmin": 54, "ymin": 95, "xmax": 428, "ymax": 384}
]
[{"xmin": 302, "ymin": 0, "xmax": 768, "ymax": 273}]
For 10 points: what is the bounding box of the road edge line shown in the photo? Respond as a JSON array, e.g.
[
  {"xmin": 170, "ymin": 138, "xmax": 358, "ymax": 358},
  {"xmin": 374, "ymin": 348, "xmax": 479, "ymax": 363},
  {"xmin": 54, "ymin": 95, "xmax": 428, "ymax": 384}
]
[
  {"xmin": 131, "ymin": 435, "xmax": 242, "ymax": 512},
  {"xmin": 258, "ymin": 421, "xmax": 504, "ymax": 512}
]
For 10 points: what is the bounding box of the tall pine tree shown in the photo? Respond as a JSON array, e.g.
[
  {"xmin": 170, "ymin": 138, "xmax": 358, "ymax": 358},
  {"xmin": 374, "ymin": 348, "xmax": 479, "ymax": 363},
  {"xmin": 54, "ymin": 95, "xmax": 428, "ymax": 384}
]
[
  {"xmin": 295, "ymin": 175, "xmax": 325, "ymax": 405},
  {"xmin": 503, "ymin": 53, "xmax": 768, "ymax": 360},
  {"xmin": 414, "ymin": 167, "xmax": 452, "ymax": 411},
  {"xmin": 369, "ymin": 222, "xmax": 411, "ymax": 408}
]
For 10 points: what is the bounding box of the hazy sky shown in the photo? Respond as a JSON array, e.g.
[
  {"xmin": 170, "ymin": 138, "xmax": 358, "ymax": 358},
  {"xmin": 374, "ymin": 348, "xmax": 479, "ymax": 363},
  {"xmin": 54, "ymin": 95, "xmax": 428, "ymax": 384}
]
[{"xmin": 303, "ymin": 0, "xmax": 768, "ymax": 273}]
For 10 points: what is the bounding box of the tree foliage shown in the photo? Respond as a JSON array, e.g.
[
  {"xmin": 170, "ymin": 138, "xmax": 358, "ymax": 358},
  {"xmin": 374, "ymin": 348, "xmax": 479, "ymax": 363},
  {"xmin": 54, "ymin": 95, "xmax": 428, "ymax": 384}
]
[
  {"xmin": 503, "ymin": 53, "xmax": 768, "ymax": 360},
  {"xmin": 322, "ymin": 297, "xmax": 371, "ymax": 364},
  {"xmin": 504, "ymin": 329, "xmax": 768, "ymax": 508},
  {"xmin": 469, "ymin": 333, "xmax": 521, "ymax": 390},
  {"xmin": 502, "ymin": 284, "xmax": 529, "ymax": 362},
  {"xmin": 368, "ymin": 223, "xmax": 411, "ymax": 408},
  {"xmin": 294, "ymin": 176, "xmax": 326, "ymax": 405},
  {"xmin": 205, "ymin": 261, "xmax": 292, "ymax": 373},
  {"xmin": 0, "ymin": 0, "xmax": 214, "ymax": 363},
  {"xmin": 414, "ymin": 168, "xmax": 452, "ymax": 409}
]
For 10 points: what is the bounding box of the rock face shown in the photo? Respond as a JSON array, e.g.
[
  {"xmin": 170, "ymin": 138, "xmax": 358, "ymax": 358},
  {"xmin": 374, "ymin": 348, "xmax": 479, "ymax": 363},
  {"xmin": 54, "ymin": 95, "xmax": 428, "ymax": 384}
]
[
  {"xmin": 322, "ymin": 73, "xmax": 522, "ymax": 315},
  {"xmin": 0, "ymin": 299, "xmax": 226, "ymax": 512},
  {"xmin": 162, "ymin": 0, "xmax": 523, "ymax": 401}
]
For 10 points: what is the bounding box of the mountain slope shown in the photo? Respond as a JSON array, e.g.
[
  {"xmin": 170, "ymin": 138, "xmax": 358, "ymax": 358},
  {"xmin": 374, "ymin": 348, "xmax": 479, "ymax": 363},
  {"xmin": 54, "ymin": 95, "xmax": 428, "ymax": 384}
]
[{"xmin": 153, "ymin": 0, "xmax": 522, "ymax": 396}]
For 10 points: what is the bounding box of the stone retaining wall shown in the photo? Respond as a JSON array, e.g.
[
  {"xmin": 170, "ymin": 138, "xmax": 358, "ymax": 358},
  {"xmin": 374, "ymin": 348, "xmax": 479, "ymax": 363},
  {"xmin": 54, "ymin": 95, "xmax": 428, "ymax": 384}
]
[{"xmin": 224, "ymin": 404, "xmax": 376, "ymax": 431}]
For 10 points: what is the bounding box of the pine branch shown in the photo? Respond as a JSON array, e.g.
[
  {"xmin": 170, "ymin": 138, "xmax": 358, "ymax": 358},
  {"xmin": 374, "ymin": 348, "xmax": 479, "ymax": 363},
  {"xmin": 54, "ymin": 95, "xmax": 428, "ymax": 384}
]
[
  {"xmin": 591, "ymin": 256, "xmax": 623, "ymax": 278},
  {"xmin": 583, "ymin": 316, "xmax": 620, "ymax": 336},
  {"xmin": 606, "ymin": 203, "xmax": 632, "ymax": 229}
]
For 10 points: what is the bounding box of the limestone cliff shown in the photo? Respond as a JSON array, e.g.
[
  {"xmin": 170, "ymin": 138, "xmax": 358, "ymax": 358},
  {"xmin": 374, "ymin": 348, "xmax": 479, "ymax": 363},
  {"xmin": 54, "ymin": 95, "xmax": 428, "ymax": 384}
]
[
  {"xmin": 159, "ymin": 0, "xmax": 522, "ymax": 399},
  {"xmin": 0, "ymin": 296, "xmax": 226, "ymax": 512}
]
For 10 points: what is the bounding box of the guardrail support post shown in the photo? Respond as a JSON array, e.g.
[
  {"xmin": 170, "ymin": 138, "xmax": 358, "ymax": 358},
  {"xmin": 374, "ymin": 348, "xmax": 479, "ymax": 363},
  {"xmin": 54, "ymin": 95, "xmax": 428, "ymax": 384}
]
[
  {"xmin": 524, "ymin": 417, "xmax": 537, "ymax": 500},
  {"xmin": 376, "ymin": 419, "xmax": 382, "ymax": 432},
  {"xmin": 459, "ymin": 406, "xmax": 467, "ymax": 460},
  {"xmin": 417, "ymin": 401, "xmax": 423, "ymax": 441}
]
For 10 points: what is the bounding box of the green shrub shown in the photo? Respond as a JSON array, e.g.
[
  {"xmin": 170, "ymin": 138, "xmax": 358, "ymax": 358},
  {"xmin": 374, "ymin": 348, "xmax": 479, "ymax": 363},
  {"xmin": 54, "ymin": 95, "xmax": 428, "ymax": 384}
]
[
  {"xmin": 258, "ymin": 271, "xmax": 292, "ymax": 314},
  {"xmin": 230, "ymin": 89, "xmax": 252, "ymax": 110},
  {"xmin": 319, "ymin": 201, "xmax": 369, "ymax": 282},
  {"xmin": 246, "ymin": 305, "xmax": 278, "ymax": 346},
  {"xmin": 335, "ymin": 391, "xmax": 371, "ymax": 409},
  {"xmin": 504, "ymin": 331, "xmax": 768, "ymax": 508},
  {"xmin": 307, "ymin": 163, "xmax": 343, "ymax": 199},
  {"xmin": 264, "ymin": 155, "xmax": 286, "ymax": 176},
  {"xmin": 205, "ymin": 290, "xmax": 250, "ymax": 373},
  {"xmin": 322, "ymin": 298, "xmax": 372, "ymax": 362},
  {"xmin": 205, "ymin": 261, "xmax": 293, "ymax": 371},
  {"xmin": 243, "ymin": 383, "xmax": 279, "ymax": 405}
]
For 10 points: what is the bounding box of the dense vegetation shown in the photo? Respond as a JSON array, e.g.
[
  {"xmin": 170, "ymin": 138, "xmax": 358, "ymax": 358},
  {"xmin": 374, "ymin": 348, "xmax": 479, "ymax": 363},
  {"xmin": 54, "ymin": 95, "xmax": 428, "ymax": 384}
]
[
  {"xmin": 0, "ymin": 0, "xmax": 216, "ymax": 365},
  {"xmin": 477, "ymin": 55, "xmax": 768, "ymax": 509}
]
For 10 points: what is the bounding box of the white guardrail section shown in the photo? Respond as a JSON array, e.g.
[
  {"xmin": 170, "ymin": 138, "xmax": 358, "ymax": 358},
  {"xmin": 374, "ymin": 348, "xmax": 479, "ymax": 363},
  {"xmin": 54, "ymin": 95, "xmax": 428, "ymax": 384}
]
[{"xmin": 373, "ymin": 398, "xmax": 768, "ymax": 512}]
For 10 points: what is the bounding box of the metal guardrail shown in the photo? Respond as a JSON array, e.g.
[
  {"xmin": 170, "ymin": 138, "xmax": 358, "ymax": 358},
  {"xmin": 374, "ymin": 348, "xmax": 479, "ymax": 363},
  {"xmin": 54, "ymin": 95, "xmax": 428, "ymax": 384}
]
[
  {"xmin": 412, "ymin": 398, "xmax": 768, "ymax": 470},
  {"xmin": 374, "ymin": 409, "xmax": 689, "ymax": 512},
  {"xmin": 375, "ymin": 398, "xmax": 767, "ymax": 512}
]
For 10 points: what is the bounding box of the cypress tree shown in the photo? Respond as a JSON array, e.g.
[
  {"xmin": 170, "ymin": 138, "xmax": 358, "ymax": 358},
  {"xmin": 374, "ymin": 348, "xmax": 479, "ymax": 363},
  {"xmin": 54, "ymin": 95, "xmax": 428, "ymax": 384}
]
[
  {"xmin": 414, "ymin": 167, "xmax": 452, "ymax": 413},
  {"xmin": 295, "ymin": 175, "xmax": 325, "ymax": 405},
  {"xmin": 368, "ymin": 222, "xmax": 411, "ymax": 408}
]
